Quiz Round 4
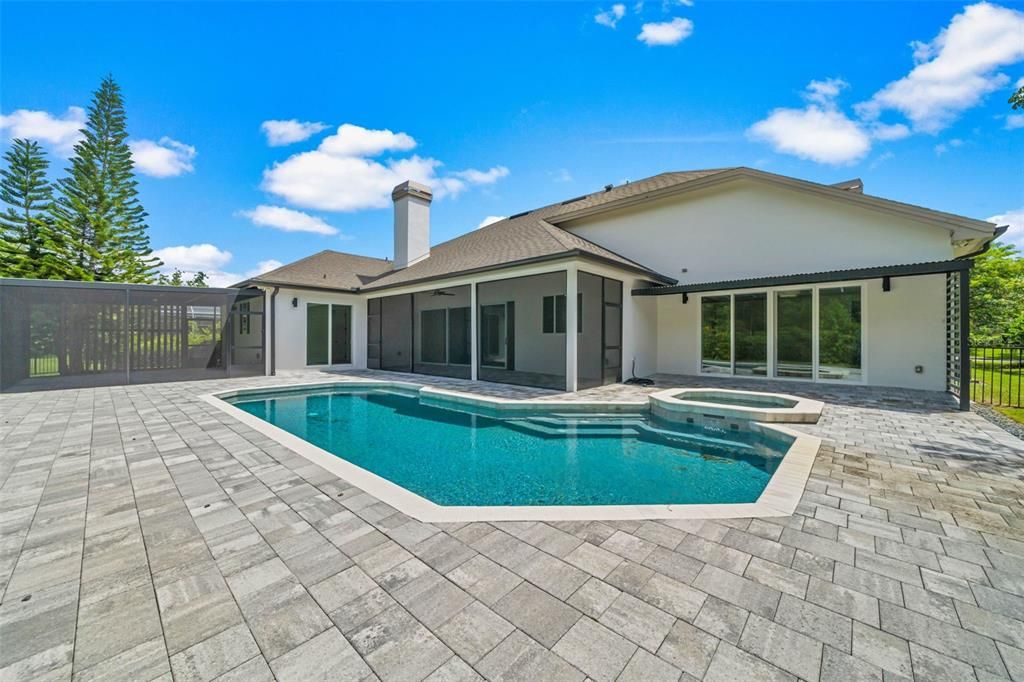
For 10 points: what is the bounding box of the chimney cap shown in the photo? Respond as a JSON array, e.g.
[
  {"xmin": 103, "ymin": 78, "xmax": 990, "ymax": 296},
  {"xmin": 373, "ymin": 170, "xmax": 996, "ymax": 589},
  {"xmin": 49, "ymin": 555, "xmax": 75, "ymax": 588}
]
[{"xmin": 392, "ymin": 180, "xmax": 433, "ymax": 203}]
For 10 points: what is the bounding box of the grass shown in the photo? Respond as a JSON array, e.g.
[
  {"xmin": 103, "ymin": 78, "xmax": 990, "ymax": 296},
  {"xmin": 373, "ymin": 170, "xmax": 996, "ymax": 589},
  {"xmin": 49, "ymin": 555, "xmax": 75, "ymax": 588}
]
[{"xmin": 971, "ymin": 359, "xmax": 1024, "ymax": 425}]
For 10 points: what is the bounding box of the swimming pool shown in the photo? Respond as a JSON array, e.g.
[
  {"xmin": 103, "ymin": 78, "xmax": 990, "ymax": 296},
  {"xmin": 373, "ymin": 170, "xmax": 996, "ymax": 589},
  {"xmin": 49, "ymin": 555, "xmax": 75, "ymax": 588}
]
[{"xmin": 225, "ymin": 385, "xmax": 794, "ymax": 507}]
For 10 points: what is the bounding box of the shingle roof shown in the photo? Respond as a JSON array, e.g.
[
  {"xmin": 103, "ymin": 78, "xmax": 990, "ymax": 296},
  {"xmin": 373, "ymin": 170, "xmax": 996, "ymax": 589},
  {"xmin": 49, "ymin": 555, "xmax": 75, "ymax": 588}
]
[
  {"xmin": 238, "ymin": 250, "xmax": 392, "ymax": 291},
  {"xmin": 354, "ymin": 170, "xmax": 738, "ymax": 291}
]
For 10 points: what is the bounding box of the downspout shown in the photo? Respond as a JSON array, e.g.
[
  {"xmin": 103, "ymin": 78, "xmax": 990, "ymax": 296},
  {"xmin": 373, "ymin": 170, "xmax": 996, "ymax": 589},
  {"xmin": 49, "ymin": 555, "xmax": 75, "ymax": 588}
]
[{"xmin": 269, "ymin": 286, "xmax": 279, "ymax": 376}]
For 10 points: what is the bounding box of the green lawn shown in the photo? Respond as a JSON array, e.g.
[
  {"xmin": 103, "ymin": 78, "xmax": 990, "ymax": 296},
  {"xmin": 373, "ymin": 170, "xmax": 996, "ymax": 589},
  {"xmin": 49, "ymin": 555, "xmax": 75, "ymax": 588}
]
[{"xmin": 971, "ymin": 359, "xmax": 1024, "ymax": 424}]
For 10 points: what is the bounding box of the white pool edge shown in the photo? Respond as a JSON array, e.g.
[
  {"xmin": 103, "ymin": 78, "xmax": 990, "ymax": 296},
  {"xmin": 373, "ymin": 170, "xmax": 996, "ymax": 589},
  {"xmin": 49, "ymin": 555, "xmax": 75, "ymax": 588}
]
[{"xmin": 202, "ymin": 379, "xmax": 821, "ymax": 522}]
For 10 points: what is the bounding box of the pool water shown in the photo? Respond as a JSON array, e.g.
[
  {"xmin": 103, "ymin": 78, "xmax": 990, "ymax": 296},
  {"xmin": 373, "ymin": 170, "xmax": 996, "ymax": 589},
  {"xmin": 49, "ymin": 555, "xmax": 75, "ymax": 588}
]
[{"xmin": 227, "ymin": 387, "xmax": 792, "ymax": 507}]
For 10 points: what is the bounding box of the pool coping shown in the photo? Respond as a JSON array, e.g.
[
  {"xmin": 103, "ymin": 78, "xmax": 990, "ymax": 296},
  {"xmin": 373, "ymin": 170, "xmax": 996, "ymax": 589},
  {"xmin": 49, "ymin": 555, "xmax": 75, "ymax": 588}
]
[
  {"xmin": 201, "ymin": 379, "xmax": 822, "ymax": 522},
  {"xmin": 649, "ymin": 387, "xmax": 824, "ymax": 424}
]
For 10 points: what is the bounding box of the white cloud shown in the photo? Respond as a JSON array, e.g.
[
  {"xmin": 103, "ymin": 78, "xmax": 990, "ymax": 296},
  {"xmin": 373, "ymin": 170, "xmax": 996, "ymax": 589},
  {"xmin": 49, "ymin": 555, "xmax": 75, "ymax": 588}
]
[
  {"xmin": 988, "ymin": 208, "xmax": 1024, "ymax": 248},
  {"xmin": 262, "ymin": 123, "xmax": 509, "ymax": 212},
  {"xmin": 551, "ymin": 168, "xmax": 573, "ymax": 182},
  {"xmin": 476, "ymin": 216, "xmax": 507, "ymax": 229},
  {"xmin": 0, "ymin": 106, "xmax": 85, "ymax": 155},
  {"xmin": 318, "ymin": 123, "xmax": 416, "ymax": 157},
  {"xmin": 152, "ymin": 243, "xmax": 286, "ymax": 287},
  {"xmin": 748, "ymin": 80, "xmax": 871, "ymax": 165},
  {"xmin": 129, "ymin": 137, "xmax": 196, "ymax": 178},
  {"xmin": 857, "ymin": 2, "xmax": 1024, "ymax": 133},
  {"xmin": 595, "ymin": 4, "xmax": 626, "ymax": 28},
  {"xmin": 1006, "ymin": 114, "xmax": 1024, "ymax": 129},
  {"xmin": 934, "ymin": 138, "xmax": 964, "ymax": 155},
  {"xmin": 261, "ymin": 119, "xmax": 329, "ymax": 146},
  {"xmin": 637, "ymin": 17, "xmax": 693, "ymax": 46},
  {"xmin": 867, "ymin": 122, "xmax": 911, "ymax": 141},
  {"xmin": 238, "ymin": 205, "xmax": 339, "ymax": 235},
  {"xmin": 153, "ymin": 243, "xmax": 233, "ymax": 272}
]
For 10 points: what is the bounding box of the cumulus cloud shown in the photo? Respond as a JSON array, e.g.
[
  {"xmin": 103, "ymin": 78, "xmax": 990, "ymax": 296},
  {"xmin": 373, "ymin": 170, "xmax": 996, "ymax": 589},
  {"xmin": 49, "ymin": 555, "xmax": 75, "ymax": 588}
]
[
  {"xmin": 595, "ymin": 4, "xmax": 626, "ymax": 28},
  {"xmin": 237, "ymin": 205, "xmax": 340, "ymax": 235},
  {"xmin": 1006, "ymin": 114, "xmax": 1024, "ymax": 129},
  {"xmin": 748, "ymin": 79, "xmax": 871, "ymax": 165},
  {"xmin": 130, "ymin": 137, "xmax": 196, "ymax": 177},
  {"xmin": 262, "ymin": 123, "xmax": 509, "ymax": 212},
  {"xmin": 989, "ymin": 208, "xmax": 1024, "ymax": 248},
  {"xmin": 0, "ymin": 106, "xmax": 85, "ymax": 155},
  {"xmin": 857, "ymin": 2, "xmax": 1024, "ymax": 133},
  {"xmin": 152, "ymin": 243, "xmax": 233, "ymax": 272},
  {"xmin": 934, "ymin": 138, "xmax": 964, "ymax": 155},
  {"xmin": 637, "ymin": 17, "xmax": 693, "ymax": 46},
  {"xmin": 476, "ymin": 216, "xmax": 507, "ymax": 229},
  {"xmin": 261, "ymin": 119, "xmax": 330, "ymax": 146},
  {"xmin": 152, "ymin": 243, "xmax": 285, "ymax": 286}
]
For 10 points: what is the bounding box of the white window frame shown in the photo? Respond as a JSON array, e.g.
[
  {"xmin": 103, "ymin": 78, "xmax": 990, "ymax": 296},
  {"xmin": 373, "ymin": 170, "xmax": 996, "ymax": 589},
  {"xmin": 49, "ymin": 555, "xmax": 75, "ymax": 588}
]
[{"xmin": 697, "ymin": 281, "xmax": 868, "ymax": 385}]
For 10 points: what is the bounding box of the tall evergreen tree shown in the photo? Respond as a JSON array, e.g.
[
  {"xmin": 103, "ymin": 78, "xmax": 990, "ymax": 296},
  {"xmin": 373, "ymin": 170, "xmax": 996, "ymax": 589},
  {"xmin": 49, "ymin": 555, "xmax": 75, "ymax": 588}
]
[
  {"xmin": 51, "ymin": 75, "xmax": 161, "ymax": 282},
  {"xmin": 0, "ymin": 138, "xmax": 59, "ymax": 278}
]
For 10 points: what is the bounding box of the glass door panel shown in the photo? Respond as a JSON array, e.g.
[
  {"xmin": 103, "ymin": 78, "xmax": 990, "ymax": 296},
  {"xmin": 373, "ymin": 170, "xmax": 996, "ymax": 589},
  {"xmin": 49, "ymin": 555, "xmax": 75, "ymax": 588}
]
[
  {"xmin": 331, "ymin": 304, "xmax": 351, "ymax": 364},
  {"xmin": 701, "ymin": 296, "xmax": 731, "ymax": 374},
  {"xmin": 306, "ymin": 303, "xmax": 329, "ymax": 365},
  {"xmin": 734, "ymin": 293, "xmax": 767, "ymax": 376},
  {"xmin": 818, "ymin": 286, "xmax": 862, "ymax": 381},
  {"xmin": 420, "ymin": 309, "xmax": 447, "ymax": 363},
  {"xmin": 775, "ymin": 289, "xmax": 812, "ymax": 378}
]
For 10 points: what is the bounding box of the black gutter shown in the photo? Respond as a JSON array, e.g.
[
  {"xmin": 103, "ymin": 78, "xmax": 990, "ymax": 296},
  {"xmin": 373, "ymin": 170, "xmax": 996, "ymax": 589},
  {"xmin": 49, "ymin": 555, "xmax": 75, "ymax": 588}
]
[{"xmin": 631, "ymin": 259, "xmax": 972, "ymax": 296}]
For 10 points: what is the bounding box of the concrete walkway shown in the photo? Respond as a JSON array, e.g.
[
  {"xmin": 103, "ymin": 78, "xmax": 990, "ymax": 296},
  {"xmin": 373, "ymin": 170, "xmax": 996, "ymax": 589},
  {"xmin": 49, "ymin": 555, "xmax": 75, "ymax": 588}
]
[{"xmin": 1, "ymin": 371, "xmax": 1023, "ymax": 681}]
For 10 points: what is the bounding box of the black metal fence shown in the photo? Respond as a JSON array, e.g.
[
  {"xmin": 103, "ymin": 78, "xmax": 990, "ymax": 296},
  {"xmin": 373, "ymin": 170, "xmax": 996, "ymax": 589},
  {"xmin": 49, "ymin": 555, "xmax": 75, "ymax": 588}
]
[
  {"xmin": 1, "ymin": 279, "xmax": 266, "ymax": 392},
  {"xmin": 970, "ymin": 344, "xmax": 1024, "ymax": 408}
]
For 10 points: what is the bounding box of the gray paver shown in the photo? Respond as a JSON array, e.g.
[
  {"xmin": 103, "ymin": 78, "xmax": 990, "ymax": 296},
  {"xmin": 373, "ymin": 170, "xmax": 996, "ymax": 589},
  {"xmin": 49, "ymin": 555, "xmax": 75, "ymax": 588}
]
[
  {"xmin": 493, "ymin": 582, "xmax": 581, "ymax": 648},
  {"xmin": 2, "ymin": 371, "xmax": 1023, "ymax": 682},
  {"xmin": 656, "ymin": 619, "xmax": 720, "ymax": 678}
]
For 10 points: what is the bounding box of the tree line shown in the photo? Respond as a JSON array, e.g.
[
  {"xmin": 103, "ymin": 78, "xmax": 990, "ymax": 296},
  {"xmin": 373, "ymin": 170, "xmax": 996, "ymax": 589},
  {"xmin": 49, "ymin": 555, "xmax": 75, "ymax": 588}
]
[{"xmin": 0, "ymin": 76, "xmax": 205, "ymax": 286}]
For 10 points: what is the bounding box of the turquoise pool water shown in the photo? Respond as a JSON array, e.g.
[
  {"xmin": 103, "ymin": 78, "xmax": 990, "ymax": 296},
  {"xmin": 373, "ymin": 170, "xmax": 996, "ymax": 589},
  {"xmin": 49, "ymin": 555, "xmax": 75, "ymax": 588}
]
[{"xmin": 227, "ymin": 387, "xmax": 792, "ymax": 507}]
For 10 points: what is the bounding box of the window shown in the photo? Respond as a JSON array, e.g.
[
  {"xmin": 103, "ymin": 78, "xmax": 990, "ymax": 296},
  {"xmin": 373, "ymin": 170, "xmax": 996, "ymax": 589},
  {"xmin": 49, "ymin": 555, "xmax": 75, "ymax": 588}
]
[
  {"xmin": 543, "ymin": 294, "xmax": 567, "ymax": 334},
  {"xmin": 818, "ymin": 287, "xmax": 862, "ymax": 381}
]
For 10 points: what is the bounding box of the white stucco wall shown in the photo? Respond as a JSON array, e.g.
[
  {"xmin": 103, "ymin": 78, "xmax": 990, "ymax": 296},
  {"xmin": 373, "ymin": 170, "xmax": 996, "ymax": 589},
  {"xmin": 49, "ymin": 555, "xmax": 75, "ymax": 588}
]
[
  {"xmin": 270, "ymin": 288, "xmax": 367, "ymax": 371},
  {"xmin": 562, "ymin": 179, "xmax": 954, "ymax": 284},
  {"xmin": 653, "ymin": 274, "xmax": 947, "ymax": 391}
]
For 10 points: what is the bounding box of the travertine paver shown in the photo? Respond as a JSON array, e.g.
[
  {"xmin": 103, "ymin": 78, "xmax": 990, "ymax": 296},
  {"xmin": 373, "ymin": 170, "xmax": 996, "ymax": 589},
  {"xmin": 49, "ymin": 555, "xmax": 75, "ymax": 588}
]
[{"xmin": 1, "ymin": 369, "xmax": 1023, "ymax": 681}]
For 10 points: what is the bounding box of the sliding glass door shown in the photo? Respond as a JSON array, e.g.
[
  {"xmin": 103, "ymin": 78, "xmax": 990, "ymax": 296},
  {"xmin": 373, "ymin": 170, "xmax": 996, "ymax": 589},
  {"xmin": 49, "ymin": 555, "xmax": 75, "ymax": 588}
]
[
  {"xmin": 307, "ymin": 303, "xmax": 352, "ymax": 366},
  {"xmin": 699, "ymin": 285, "xmax": 863, "ymax": 383},
  {"xmin": 480, "ymin": 303, "xmax": 510, "ymax": 368}
]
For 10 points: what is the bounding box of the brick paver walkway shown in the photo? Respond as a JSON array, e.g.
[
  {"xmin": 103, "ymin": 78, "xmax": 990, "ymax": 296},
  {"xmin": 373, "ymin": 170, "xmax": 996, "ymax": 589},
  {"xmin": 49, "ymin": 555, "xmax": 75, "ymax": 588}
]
[{"xmin": 2, "ymin": 371, "xmax": 1023, "ymax": 681}]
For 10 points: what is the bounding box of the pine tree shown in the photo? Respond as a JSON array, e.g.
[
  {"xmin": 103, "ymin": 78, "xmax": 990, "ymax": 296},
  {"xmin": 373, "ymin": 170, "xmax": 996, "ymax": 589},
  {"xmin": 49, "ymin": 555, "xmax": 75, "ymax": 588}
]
[
  {"xmin": 0, "ymin": 138, "xmax": 59, "ymax": 278},
  {"xmin": 51, "ymin": 75, "xmax": 161, "ymax": 282}
]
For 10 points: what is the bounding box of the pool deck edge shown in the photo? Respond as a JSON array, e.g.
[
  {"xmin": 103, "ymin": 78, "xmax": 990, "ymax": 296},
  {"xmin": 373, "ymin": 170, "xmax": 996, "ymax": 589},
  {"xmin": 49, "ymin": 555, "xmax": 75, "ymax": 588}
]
[{"xmin": 201, "ymin": 379, "xmax": 821, "ymax": 522}]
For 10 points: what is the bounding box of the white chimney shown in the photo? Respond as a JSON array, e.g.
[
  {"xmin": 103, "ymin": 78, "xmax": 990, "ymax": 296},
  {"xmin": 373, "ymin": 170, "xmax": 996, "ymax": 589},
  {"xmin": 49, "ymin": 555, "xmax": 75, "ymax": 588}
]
[{"xmin": 392, "ymin": 180, "xmax": 432, "ymax": 269}]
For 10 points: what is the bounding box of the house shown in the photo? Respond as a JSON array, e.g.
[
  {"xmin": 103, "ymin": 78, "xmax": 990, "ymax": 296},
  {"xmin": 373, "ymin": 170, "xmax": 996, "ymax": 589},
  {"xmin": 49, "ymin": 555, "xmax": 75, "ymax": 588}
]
[{"xmin": 236, "ymin": 168, "xmax": 1005, "ymax": 403}]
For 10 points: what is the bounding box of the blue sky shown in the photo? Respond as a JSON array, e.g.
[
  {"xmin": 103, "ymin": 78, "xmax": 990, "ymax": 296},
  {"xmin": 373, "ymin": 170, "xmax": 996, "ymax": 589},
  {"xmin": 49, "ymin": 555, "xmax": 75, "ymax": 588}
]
[{"xmin": 2, "ymin": 1, "xmax": 1023, "ymax": 284}]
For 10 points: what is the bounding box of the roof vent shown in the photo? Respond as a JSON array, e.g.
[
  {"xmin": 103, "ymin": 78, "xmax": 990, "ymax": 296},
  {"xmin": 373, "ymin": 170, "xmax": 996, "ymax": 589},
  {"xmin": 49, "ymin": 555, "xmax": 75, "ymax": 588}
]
[
  {"xmin": 604, "ymin": 184, "xmax": 613, "ymax": 192},
  {"xmin": 831, "ymin": 178, "xmax": 864, "ymax": 193},
  {"xmin": 508, "ymin": 210, "xmax": 530, "ymax": 219}
]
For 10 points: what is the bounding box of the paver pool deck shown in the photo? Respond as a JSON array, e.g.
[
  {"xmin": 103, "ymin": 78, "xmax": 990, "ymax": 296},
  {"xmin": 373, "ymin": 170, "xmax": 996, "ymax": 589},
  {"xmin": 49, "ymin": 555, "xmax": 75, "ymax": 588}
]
[{"xmin": 2, "ymin": 370, "xmax": 1023, "ymax": 682}]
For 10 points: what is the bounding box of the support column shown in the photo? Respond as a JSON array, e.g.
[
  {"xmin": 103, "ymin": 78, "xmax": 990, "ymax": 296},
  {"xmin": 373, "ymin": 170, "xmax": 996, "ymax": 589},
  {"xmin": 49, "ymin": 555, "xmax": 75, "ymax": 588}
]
[
  {"xmin": 565, "ymin": 265, "xmax": 578, "ymax": 392},
  {"xmin": 470, "ymin": 282, "xmax": 478, "ymax": 381},
  {"xmin": 959, "ymin": 267, "xmax": 970, "ymax": 411}
]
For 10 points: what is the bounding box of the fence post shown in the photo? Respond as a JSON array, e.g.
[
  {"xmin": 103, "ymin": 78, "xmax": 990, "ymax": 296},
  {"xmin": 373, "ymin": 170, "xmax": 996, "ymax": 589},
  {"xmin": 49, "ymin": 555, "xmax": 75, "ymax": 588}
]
[{"xmin": 959, "ymin": 268, "xmax": 970, "ymax": 411}]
